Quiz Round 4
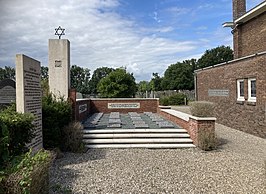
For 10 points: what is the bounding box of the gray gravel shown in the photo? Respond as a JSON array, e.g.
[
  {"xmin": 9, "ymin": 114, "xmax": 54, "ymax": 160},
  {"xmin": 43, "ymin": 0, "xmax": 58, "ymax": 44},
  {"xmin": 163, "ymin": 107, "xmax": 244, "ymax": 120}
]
[{"xmin": 49, "ymin": 123, "xmax": 266, "ymax": 194}]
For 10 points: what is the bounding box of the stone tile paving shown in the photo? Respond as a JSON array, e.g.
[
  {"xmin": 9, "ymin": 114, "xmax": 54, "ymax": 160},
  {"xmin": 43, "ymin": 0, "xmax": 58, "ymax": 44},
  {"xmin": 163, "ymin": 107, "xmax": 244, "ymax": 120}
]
[{"xmin": 85, "ymin": 113, "xmax": 181, "ymax": 129}]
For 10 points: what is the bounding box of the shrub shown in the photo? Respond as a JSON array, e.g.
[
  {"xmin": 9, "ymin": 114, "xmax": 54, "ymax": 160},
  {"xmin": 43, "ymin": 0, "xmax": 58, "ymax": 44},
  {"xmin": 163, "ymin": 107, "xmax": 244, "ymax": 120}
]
[
  {"xmin": 198, "ymin": 130, "xmax": 218, "ymax": 151},
  {"xmin": 168, "ymin": 93, "xmax": 187, "ymax": 105},
  {"xmin": 189, "ymin": 101, "xmax": 214, "ymax": 117},
  {"xmin": 159, "ymin": 96, "xmax": 169, "ymax": 106},
  {"xmin": 0, "ymin": 105, "xmax": 35, "ymax": 157},
  {"xmin": 61, "ymin": 122, "xmax": 84, "ymax": 152},
  {"xmin": 159, "ymin": 93, "xmax": 187, "ymax": 106},
  {"xmin": 1, "ymin": 149, "xmax": 53, "ymax": 194},
  {"xmin": 0, "ymin": 121, "xmax": 9, "ymax": 169},
  {"xmin": 42, "ymin": 94, "xmax": 72, "ymax": 149}
]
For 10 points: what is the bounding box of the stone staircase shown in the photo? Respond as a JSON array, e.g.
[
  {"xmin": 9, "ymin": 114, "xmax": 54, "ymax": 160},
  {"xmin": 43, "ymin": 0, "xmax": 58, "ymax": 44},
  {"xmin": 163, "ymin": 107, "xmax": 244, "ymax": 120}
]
[{"xmin": 82, "ymin": 128, "xmax": 195, "ymax": 149}]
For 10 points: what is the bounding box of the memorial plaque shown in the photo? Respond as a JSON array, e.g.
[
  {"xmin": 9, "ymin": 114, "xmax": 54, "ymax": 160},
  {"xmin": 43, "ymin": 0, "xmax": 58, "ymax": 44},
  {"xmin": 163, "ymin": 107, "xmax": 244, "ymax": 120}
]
[
  {"xmin": 0, "ymin": 79, "xmax": 16, "ymax": 104},
  {"xmin": 108, "ymin": 123, "xmax": 121, "ymax": 128},
  {"xmin": 109, "ymin": 118, "xmax": 121, "ymax": 124},
  {"xmin": 16, "ymin": 54, "xmax": 43, "ymax": 153},
  {"xmin": 109, "ymin": 112, "xmax": 120, "ymax": 119},
  {"xmin": 79, "ymin": 104, "xmax": 87, "ymax": 114},
  {"xmin": 55, "ymin": 60, "xmax": 62, "ymax": 67},
  {"xmin": 158, "ymin": 122, "xmax": 174, "ymax": 128},
  {"xmin": 152, "ymin": 118, "xmax": 164, "ymax": 122},
  {"xmin": 208, "ymin": 89, "xmax": 229, "ymax": 97},
  {"xmin": 84, "ymin": 123, "xmax": 96, "ymax": 129},
  {"xmin": 134, "ymin": 123, "xmax": 149, "ymax": 129},
  {"xmin": 130, "ymin": 116, "xmax": 143, "ymax": 121},
  {"xmin": 128, "ymin": 112, "xmax": 140, "ymax": 117},
  {"xmin": 108, "ymin": 103, "xmax": 140, "ymax": 109},
  {"xmin": 132, "ymin": 120, "xmax": 146, "ymax": 125}
]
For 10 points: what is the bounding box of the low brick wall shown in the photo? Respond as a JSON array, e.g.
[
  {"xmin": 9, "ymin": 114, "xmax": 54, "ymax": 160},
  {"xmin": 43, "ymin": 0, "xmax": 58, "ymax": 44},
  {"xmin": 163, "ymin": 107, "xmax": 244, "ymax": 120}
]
[
  {"xmin": 90, "ymin": 98, "xmax": 159, "ymax": 114},
  {"xmin": 73, "ymin": 98, "xmax": 159, "ymax": 121},
  {"xmin": 75, "ymin": 99, "xmax": 90, "ymax": 121},
  {"xmin": 159, "ymin": 109, "xmax": 216, "ymax": 146}
]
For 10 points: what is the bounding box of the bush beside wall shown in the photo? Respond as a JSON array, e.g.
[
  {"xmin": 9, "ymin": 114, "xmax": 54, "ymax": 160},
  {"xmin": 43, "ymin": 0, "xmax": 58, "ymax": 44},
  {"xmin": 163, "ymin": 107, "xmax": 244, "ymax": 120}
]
[
  {"xmin": 0, "ymin": 105, "xmax": 35, "ymax": 159},
  {"xmin": 42, "ymin": 94, "xmax": 72, "ymax": 149},
  {"xmin": 190, "ymin": 101, "xmax": 214, "ymax": 117},
  {"xmin": 159, "ymin": 93, "xmax": 187, "ymax": 106}
]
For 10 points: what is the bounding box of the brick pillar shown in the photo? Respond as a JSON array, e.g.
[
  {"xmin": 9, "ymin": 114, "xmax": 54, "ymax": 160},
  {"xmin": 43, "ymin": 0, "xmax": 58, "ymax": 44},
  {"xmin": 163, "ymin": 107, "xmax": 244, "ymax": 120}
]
[
  {"xmin": 233, "ymin": 0, "xmax": 246, "ymax": 21},
  {"xmin": 69, "ymin": 89, "xmax": 76, "ymax": 120},
  {"xmin": 232, "ymin": 0, "xmax": 246, "ymax": 59}
]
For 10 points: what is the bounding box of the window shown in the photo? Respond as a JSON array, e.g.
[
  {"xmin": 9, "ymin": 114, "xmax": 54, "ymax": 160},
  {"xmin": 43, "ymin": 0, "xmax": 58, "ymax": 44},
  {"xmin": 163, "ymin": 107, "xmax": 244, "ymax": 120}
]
[
  {"xmin": 248, "ymin": 78, "xmax": 256, "ymax": 102},
  {"xmin": 237, "ymin": 79, "xmax": 244, "ymax": 101}
]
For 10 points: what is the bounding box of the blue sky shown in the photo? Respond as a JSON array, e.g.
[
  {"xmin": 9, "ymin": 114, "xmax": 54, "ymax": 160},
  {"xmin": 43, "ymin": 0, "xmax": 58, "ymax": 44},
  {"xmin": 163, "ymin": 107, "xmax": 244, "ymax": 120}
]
[{"xmin": 0, "ymin": 0, "xmax": 264, "ymax": 81}]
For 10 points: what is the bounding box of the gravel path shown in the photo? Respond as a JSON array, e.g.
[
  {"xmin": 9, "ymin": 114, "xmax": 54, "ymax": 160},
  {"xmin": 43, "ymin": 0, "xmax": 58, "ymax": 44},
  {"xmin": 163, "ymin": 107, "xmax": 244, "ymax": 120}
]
[{"xmin": 49, "ymin": 122, "xmax": 266, "ymax": 194}]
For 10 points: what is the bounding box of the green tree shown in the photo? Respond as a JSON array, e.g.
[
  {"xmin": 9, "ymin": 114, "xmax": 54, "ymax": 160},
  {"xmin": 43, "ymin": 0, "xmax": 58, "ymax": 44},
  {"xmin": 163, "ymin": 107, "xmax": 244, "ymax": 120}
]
[
  {"xmin": 70, "ymin": 65, "xmax": 90, "ymax": 94},
  {"xmin": 41, "ymin": 66, "xmax": 49, "ymax": 80},
  {"xmin": 97, "ymin": 68, "xmax": 137, "ymax": 98},
  {"xmin": 138, "ymin": 81, "xmax": 150, "ymax": 93},
  {"xmin": 161, "ymin": 62, "xmax": 194, "ymax": 90},
  {"xmin": 89, "ymin": 67, "xmax": 114, "ymax": 94},
  {"xmin": 197, "ymin": 45, "xmax": 233, "ymax": 69},
  {"xmin": 149, "ymin": 73, "xmax": 163, "ymax": 91},
  {"xmin": 41, "ymin": 66, "xmax": 49, "ymax": 97},
  {"xmin": 0, "ymin": 66, "xmax": 15, "ymax": 81}
]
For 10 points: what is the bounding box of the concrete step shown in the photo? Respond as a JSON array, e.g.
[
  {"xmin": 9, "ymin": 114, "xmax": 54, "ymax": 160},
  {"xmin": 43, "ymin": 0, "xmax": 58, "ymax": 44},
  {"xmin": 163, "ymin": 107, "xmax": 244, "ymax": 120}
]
[
  {"xmin": 83, "ymin": 138, "xmax": 193, "ymax": 144},
  {"xmin": 83, "ymin": 133, "xmax": 190, "ymax": 138},
  {"xmin": 85, "ymin": 143, "xmax": 196, "ymax": 149},
  {"xmin": 82, "ymin": 128, "xmax": 195, "ymax": 149},
  {"xmin": 83, "ymin": 128, "xmax": 188, "ymax": 134}
]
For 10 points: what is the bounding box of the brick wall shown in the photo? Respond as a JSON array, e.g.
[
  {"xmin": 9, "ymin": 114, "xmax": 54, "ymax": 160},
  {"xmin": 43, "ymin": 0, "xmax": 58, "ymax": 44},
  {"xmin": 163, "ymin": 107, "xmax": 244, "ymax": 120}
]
[
  {"xmin": 196, "ymin": 53, "xmax": 266, "ymax": 138},
  {"xmin": 159, "ymin": 109, "xmax": 216, "ymax": 146},
  {"xmin": 75, "ymin": 100, "xmax": 90, "ymax": 121},
  {"xmin": 234, "ymin": 12, "xmax": 266, "ymax": 58},
  {"xmin": 90, "ymin": 98, "xmax": 159, "ymax": 114}
]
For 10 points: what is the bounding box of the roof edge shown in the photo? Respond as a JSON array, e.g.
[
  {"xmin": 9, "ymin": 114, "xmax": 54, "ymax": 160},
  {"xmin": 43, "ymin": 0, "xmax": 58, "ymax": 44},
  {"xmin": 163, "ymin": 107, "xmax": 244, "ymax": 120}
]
[
  {"xmin": 194, "ymin": 51, "xmax": 266, "ymax": 73},
  {"xmin": 235, "ymin": 1, "xmax": 266, "ymax": 24}
]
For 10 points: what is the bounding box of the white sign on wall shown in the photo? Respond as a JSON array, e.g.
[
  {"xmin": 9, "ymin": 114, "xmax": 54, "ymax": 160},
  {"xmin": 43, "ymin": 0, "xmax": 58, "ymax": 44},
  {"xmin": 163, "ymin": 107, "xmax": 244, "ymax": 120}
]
[
  {"xmin": 79, "ymin": 104, "xmax": 87, "ymax": 113},
  {"xmin": 108, "ymin": 103, "xmax": 140, "ymax": 109}
]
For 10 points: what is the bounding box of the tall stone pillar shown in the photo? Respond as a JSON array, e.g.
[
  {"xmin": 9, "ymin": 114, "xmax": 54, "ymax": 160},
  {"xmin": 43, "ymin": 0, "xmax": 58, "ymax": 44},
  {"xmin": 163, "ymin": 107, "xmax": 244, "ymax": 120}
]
[{"xmin": 48, "ymin": 39, "xmax": 70, "ymax": 100}]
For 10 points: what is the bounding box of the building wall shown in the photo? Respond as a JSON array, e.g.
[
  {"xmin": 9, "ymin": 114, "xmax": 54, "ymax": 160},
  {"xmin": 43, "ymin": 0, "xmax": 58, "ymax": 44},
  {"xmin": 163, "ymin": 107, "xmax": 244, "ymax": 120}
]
[
  {"xmin": 234, "ymin": 12, "xmax": 266, "ymax": 58},
  {"xmin": 196, "ymin": 53, "xmax": 266, "ymax": 138}
]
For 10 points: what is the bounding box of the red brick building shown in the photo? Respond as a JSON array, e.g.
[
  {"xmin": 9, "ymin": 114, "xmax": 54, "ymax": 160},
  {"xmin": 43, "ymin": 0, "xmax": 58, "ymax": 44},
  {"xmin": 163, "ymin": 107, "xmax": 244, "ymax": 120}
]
[{"xmin": 195, "ymin": 0, "xmax": 266, "ymax": 138}]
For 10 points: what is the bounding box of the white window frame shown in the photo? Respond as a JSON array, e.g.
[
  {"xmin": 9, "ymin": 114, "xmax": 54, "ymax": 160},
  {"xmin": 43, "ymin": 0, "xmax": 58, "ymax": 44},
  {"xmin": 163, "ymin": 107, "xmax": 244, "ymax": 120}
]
[
  {"xmin": 248, "ymin": 78, "xmax": 256, "ymax": 102},
  {"xmin": 237, "ymin": 79, "xmax": 245, "ymax": 101}
]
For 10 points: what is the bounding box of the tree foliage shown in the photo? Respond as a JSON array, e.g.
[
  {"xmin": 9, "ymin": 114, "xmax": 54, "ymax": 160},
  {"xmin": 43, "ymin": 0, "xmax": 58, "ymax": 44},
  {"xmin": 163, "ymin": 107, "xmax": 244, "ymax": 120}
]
[
  {"xmin": 197, "ymin": 45, "xmax": 233, "ymax": 69},
  {"xmin": 0, "ymin": 66, "xmax": 15, "ymax": 81},
  {"xmin": 97, "ymin": 68, "xmax": 137, "ymax": 98},
  {"xmin": 89, "ymin": 67, "xmax": 114, "ymax": 94},
  {"xmin": 41, "ymin": 66, "xmax": 49, "ymax": 80},
  {"xmin": 161, "ymin": 61, "xmax": 194, "ymax": 90},
  {"xmin": 70, "ymin": 65, "xmax": 90, "ymax": 94},
  {"xmin": 137, "ymin": 81, "xmax": 150, "ymax": 93},
  {"xmin": 149, "ymin": 73, "xmax": 163, "ymax": 91}
]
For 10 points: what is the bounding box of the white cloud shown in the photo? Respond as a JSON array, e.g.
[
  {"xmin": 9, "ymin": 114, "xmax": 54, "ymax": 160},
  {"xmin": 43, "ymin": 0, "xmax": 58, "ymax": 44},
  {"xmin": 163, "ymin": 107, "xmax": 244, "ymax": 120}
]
[
  {"xmin": 0, "ymin": 0, "xmax": 200, "ymax": 81},
  {"xmin": 0, "ymin": 0, "xmax": 235, "ymax": 81}
]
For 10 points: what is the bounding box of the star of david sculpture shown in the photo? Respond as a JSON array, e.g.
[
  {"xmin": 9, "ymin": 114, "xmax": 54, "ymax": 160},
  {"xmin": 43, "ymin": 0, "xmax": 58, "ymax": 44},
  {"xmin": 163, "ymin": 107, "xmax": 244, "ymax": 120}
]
[{"xmin": 55, "ymin": 26, "xmax": 65, "ymax": 39}]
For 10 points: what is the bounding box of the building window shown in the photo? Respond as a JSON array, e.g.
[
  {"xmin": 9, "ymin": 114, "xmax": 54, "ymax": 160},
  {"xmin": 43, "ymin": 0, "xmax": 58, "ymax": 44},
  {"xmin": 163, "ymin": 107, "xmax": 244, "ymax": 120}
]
[
  {"xmin": 248, "ymin": 78, "xmax": 256, "ymax": 102},
  {"xmin": 237, "ymin": 79, "xmax": 244, "ymax": 101}
]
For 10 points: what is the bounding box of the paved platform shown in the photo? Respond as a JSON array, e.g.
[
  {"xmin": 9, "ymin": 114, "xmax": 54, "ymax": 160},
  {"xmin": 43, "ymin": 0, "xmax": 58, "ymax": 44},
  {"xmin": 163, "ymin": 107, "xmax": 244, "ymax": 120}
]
[{"xmin": 83, "ymin": 112, "xmax": 181, "ymax": 129}]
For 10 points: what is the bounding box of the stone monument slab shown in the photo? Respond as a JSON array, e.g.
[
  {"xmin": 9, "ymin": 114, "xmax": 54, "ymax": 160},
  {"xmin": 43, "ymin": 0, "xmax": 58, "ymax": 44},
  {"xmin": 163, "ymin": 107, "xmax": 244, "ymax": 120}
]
[
  {"xmin": 16, "ymin": 54, "xmax": 43, "ymax": 152},
  {"xmin": 0, "ymin": 79, "xmax": 16, "ymax": 104}
]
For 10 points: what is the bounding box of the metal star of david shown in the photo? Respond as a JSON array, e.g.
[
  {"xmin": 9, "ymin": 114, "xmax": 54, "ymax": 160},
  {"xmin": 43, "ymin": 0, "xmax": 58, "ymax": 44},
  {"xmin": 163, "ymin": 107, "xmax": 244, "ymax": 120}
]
[{"xmin": 55, "ymin": 26, "xmax": 65, "ymax": 39}]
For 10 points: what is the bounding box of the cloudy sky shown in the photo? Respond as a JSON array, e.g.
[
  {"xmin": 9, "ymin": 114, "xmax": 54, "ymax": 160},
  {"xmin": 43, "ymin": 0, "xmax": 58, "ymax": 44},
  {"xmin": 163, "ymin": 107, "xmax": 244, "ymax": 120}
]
[{"xmin": 0, "ymin": 0, "xmax": 263, "ymax": 81}]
